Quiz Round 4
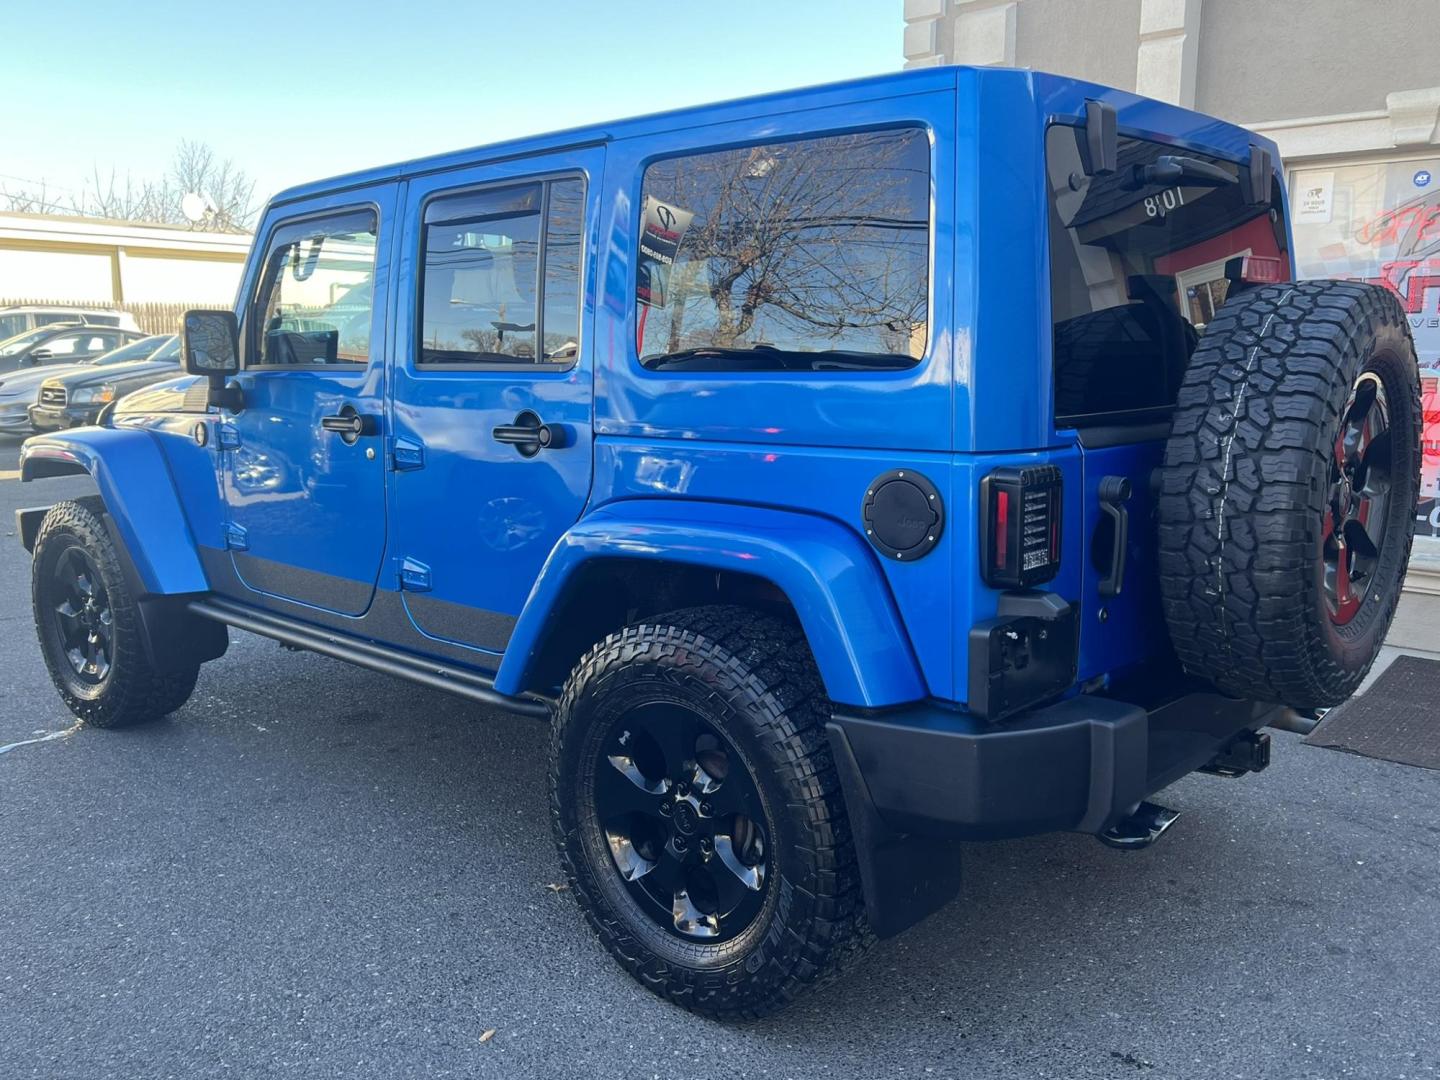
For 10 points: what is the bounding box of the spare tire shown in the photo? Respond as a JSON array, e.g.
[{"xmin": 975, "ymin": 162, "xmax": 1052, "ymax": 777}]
[{"xmin": 1157, "ymin": 280, "xmax": 1421, "ymax": 708}]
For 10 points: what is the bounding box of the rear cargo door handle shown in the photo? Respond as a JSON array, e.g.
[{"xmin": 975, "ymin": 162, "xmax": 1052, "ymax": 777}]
[{"xmin": 1097, "ymin": 476, "xmax": 1131, "ymax": 599}]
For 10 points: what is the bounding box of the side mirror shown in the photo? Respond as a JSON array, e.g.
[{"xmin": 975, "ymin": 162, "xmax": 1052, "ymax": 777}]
[
  {"xmin": 182, "ymin": 309, "xmax": 241, "ymax": 376},
  {"xmin": 182, "ymin": 309, "xmax": 244, "ymax": 412},
  {"xmin": 27, "ymin": 349, "xmax": 52, "ymax": 365}
]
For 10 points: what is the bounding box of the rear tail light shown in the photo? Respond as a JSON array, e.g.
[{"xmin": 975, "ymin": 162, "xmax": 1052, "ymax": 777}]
[{"xmin": 980, "ymin": 466, "xmax": 1062, "ymax": 589}]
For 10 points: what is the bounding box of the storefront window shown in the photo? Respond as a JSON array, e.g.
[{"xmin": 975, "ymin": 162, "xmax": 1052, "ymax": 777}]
[{"xmin": 1291, "ymin": 158, "xmax": 1440, "ymax": 539}]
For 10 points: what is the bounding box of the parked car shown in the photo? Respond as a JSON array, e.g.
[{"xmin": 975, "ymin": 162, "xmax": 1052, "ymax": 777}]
[
  {"xmin": 28, "ymin": 336, "xmax": 180, "ymax": 433},
  {"xmin": 0, "ymin": 334, "xmax": 171, "ymax": 435},
  {"xmin": 15, "ymin": 67, "xmax": 1422, "ymax": 1019},
  {"xmin": 0, "ymin": 305, "xmax": 139, "ymax": 342},
  {"xmin": 0, "ymin": 324, "xmax": 144, "ymax": 374}
]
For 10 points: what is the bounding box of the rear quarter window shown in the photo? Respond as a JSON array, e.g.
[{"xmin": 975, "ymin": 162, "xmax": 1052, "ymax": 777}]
[{"xmin": 635, "ymin": 127, "xmax": 930, "ymax": 372}]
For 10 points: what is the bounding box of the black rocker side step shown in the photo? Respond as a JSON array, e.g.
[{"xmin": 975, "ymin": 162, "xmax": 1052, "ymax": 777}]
[{"xmin": 1098, "ymin": 801, "xmax": 1180, "ymax": 851}]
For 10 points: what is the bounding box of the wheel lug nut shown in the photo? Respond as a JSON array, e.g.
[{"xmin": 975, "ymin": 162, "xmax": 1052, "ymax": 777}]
[
  {"xmin": 700, "ymin": 838, "xmax": 713, "ymax": 854},
  {"xmin": 700, "ymin": 801, "xmax": 713, "ymax": 816},
  {"xmin": 659, "ymin": 803, "xmax": 672, "ymax": 817},
  {"xmin": 673, "ymin": 836, "xmax": 688, "ymax": 852}
]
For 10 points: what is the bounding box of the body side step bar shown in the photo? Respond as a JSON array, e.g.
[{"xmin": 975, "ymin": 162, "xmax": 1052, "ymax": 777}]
[{"xmin": 188, "ymin": 597, "xmax": 552, "ymax": 719}]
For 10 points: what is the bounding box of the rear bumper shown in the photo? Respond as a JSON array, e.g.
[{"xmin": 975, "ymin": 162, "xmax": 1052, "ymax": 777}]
[{"xmin": 828, "ymin": 690, "xmax": 1276, "ymax": 843}]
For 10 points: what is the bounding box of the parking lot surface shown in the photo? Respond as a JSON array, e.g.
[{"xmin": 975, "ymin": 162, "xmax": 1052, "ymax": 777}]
[{"xmin": 1, "ymin": 437, "xmax": 1437, "ymax": 1079}]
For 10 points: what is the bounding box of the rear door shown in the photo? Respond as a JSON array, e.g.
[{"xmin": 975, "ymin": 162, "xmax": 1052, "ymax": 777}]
[
  {"xmin": 1045, "ymin": 124, "xmax": 1288, "ymax": 681},
  {"xmin": 386, "ymin": 147, "xmax": 603, "ymax": 655}
]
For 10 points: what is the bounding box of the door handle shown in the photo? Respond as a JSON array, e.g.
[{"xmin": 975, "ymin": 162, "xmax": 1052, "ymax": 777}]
[
  {"xmin": 1097, "ymin": 475, "xmax": 1132, "ymax": 599},
  {"xmin": 492, "ymin": 410, "xmax": 569, "ymax": 457},
  {"xmin": 320, "ymin": 405, "xmax": 378, "ymax": 445}
]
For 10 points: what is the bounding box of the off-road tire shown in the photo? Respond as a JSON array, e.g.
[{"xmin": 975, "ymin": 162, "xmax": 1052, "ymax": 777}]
[
  {"xmin": 32, "ymin": 497, "xmax": 199, "ymax": 727},
  {"xmin": 1157, "ymin": 281, "xmax": 1421, "ymax": 708},
  {"xmin": 550, "ymin": 605, "xmax": 871, "ymax": 1020}
]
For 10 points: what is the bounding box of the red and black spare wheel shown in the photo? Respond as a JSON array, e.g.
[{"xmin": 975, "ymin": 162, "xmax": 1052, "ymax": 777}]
[{"xmin": 1157, "ymin": 281, "xmax": 1422, "ymax": 708}]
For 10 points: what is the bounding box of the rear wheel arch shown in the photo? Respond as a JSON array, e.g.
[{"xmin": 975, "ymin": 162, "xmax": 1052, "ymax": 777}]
[
  {"xmin": 494, "ymin": 503, "xmax": 929, "ymax": 708},
  {"xmin": 517, "ymin": 558, "xmax": 802, "ymax": 695}
]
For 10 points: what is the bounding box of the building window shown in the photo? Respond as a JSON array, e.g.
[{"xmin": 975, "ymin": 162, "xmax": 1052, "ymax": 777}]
[
  {"xmin": 1290, "ymin": 158, "xmax": 1440, "ymax": 538},
  {"xmin": 634, "ymin": 128, "xmax": 930, "ymax": 371},
  {"xmin": 418, "ymin": 177, "xmax": 585, "ymax": 367}
]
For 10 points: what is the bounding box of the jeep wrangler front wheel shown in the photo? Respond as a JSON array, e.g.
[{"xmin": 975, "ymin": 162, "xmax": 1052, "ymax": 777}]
[
  {"xmin": 32, "ymin": 497, "xmax": 199, "ymax": 728},
  {"xmin": 549, "ymin": 606, "xmax": 871, "ymax": 1019}
]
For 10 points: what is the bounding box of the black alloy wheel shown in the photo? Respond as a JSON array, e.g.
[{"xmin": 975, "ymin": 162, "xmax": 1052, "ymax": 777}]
[
  {"xmin": 550, "ymin": 606, "xmax": 871, "ymax": 1019},
  {"xmin": 594, "ymin": 702, "xmax": 768, "ymax": 943},
  {"xmin": 1323, "ymin": 373, "xmax": 1392, "ymax": 626},
  {"xmin": 32, "ymin": 497, "xmax": 202, "ymax": 727},
  {"xmin": 49, "ymin": 545, "xmax": 115, "ymax": 684}
]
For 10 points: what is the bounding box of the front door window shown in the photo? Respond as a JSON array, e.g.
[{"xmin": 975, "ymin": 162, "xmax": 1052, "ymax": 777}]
[{"xmin": 253, "ymin": 211, "xmax": 377, "ymax": 367}]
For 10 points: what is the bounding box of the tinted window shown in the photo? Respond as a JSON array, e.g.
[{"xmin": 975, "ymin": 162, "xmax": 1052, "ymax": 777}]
[
  {"xmin": 1047, "ymin": 125, "xmax": 1287, "ymax": 427},
  {"xmin": 253, "ymin": 210, "xmax": 378, "ymax": 366},
  {"xmin": 91, "ymin": 335, "xmax": 168, "ymax": 365},
  {"xmin": 418, "ymin": 177, "xmax": 584, "ymax": 366},
  {"xmin": 635, "ymin": 128, "xmax": 930, "ymax": 371},
  {"xmin": 0, "ymin": 315, "xmax": 26, "ymax": 341},
  {"xmin": 44, "ymin": 334, "xmax": 87, "ymax": 357},
  {"xmin": 0, "ymin": 327, "xmax": 54, "ymax": 356},
  {"xmin": 85, "ymin": 314, "xmax": 122, "ymax": 327},
  {"xmin": 36, "ymin": 313, "xmax": 78, "ymax": 327}
]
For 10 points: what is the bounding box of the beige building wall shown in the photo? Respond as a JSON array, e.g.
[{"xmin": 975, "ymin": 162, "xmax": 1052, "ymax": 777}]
[{"xmin": 0, "ymin": 212, "xmax": 251, "ymax": 307}]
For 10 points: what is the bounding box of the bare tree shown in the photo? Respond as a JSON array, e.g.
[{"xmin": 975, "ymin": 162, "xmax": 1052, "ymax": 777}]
[
  {"xmin": 0, "ymin": 182, "xmax": 70, "ymax": 215},
  {"xmin": 167, "ymin": 139, "xmax": 256, "ymax": 232},
  {"xmin": 0, "ymin": 141, "xmax": 257, "ymax": 232},
  {"xmin": 80, "ymin": 165, "xmax": 168, "ymax": 222}
]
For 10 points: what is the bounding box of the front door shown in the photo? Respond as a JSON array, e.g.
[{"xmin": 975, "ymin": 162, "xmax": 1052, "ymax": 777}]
[
  {"xmin": 220, "ymin": 186, "xmax": 396, "ymax": 615},
  {"xmin": 388, "ymin": 149, "xmax": 603, "ymax": 654}
]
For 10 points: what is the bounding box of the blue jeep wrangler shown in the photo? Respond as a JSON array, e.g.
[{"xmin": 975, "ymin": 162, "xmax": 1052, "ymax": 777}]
[{"xmin": 17, "ymin": 67, "xmax": 1421, "ymax": 1018}]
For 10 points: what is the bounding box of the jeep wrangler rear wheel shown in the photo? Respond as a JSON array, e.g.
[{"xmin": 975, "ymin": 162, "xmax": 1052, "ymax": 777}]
[
  {"xmin": 549, "ymin": 605, "xmax": 871, "ymax": 1019},
  {"xmin": 1158, "ymin": 281, "xmax": 1421, "ymax": 708},
  {"xmin": 32, "ymin": 497, "xmax": 199, "ymax": 728}
]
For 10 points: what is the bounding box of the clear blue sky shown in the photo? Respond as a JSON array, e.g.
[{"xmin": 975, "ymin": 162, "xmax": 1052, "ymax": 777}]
[{"xmin": 3, "ymin": 1, "xmax": 902, "ymax": 213}]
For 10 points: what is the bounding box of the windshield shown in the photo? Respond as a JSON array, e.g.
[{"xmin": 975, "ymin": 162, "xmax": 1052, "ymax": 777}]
[
  {"xmin": 150, "ymin": 336, "xmax": 182, "ymax": 362},
  {"xmin": 1047, "ymin": 125, "xmax": 1288, "ymax": 428},
  {"xmin": 88, "ymin": 335, "xmax": 170, "ymax": 366},
  {"xmin": 0, "ymin": 326, "xmax": 70, "ymax": 357}
]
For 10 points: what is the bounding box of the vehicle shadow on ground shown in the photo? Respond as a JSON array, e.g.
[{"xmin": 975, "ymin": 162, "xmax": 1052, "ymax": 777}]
[{"xmin": 147, "ymin": 642, "xmax": 1346, "ymax": 1038}]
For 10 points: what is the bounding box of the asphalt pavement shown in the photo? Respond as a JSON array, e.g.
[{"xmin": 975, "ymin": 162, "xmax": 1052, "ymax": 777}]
[{"xmin": 1, "ymin": 432, "xmax": 1437, "ymax": 1079}]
